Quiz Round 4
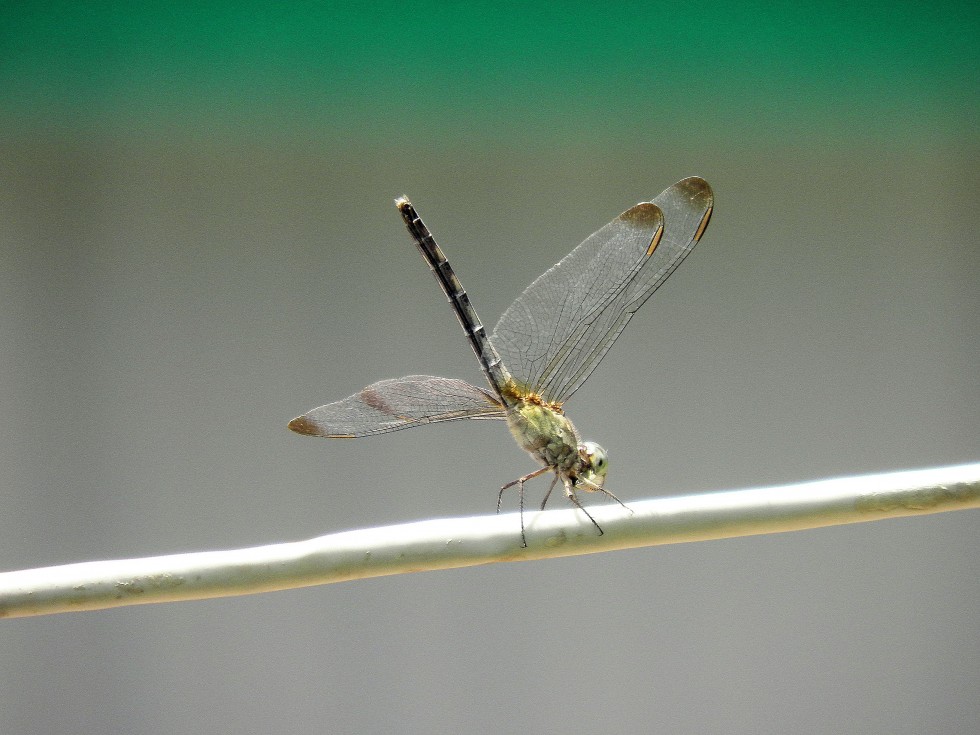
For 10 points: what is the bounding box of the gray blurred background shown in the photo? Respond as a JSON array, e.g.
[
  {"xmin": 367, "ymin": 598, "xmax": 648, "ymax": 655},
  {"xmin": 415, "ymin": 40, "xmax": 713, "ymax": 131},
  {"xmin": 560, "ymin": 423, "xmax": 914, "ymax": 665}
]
[{"xmin": 1, "ymin": 3, "xmax": 978, "ymax": 733}]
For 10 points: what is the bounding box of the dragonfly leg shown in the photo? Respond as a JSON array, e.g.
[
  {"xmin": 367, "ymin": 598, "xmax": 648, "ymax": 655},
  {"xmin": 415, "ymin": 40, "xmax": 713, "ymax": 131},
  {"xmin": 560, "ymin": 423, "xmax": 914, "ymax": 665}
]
[
  {"xmin": 499, "ymin": 466, "xmax": 550, "ymax": 547},
  {"xmin": 578, "ymin": 477, "xmax": 634, "ymax": 515},
  {"xmin": 563, "ymin": 483, "xmax": 604, "ymax": 537},
  {"xmin": 498, "ymin": 467, "xmax": 550, "ymax": 512},
  {"xmin": 538, "ymin": 475, "xmax": 560, "ymax": 511}
]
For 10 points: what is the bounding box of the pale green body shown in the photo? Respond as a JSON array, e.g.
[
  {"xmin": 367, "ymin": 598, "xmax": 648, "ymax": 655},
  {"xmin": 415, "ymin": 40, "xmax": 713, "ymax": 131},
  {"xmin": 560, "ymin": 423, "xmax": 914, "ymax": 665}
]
[{"xmin": 505, "ymin": 401, "xmax": 607, "ymax": 493}]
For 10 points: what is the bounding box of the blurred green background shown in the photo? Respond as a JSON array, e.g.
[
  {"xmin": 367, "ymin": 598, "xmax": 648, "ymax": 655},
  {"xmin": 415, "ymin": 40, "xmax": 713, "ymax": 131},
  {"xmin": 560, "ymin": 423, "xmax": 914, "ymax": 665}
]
[
  {"xmin": 1, "ymin": 1, "xmax": 976, "ymax": 147},
  {"xmin": 2, "ymin": 3, "xmax": 977, "ymax": 734}
]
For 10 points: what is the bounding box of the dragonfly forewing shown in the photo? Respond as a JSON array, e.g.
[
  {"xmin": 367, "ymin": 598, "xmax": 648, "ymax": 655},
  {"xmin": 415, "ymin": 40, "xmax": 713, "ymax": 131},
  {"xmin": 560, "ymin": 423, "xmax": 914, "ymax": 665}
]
[{"xmin": 490, "ymin": 177, "xmax": 713, "ymax": 404}]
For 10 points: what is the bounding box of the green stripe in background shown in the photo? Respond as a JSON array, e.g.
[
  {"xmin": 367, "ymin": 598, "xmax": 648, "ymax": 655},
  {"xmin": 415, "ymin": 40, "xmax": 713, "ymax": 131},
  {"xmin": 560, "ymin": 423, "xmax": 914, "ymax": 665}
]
[{"xmin": 0, "ymin": 1, "xmax": 977, "ymax": 147}]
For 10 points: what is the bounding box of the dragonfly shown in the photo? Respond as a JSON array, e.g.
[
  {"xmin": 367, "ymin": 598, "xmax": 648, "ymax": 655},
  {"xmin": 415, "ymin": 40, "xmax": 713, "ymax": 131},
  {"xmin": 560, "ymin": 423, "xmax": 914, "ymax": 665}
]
[{"xmin": 289, "ymin": 177, "xmax": 714, "ymax": 546}]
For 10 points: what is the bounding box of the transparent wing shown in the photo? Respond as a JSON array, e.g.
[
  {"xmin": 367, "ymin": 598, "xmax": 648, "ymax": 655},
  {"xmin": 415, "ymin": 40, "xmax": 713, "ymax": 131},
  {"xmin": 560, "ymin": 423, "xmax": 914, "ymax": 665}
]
[
  {"xmin": 491, "ymin": 176, "xmax": 713, "ymax": 403},
  {"xmin": 288, "ymin": 375, "xmax": 506, "ymax": 438}
]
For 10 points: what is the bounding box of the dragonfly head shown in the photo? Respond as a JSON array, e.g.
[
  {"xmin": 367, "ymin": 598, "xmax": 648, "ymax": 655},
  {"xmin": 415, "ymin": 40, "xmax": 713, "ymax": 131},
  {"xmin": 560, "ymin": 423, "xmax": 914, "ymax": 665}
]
[{"xmin": 576, "ymin": 441, "xmax": 608, "ymax": 491}]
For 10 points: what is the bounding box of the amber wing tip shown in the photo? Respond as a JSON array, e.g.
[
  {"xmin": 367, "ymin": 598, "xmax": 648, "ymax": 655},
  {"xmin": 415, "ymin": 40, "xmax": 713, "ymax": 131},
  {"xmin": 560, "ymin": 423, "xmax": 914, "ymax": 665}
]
[
  {"xmin": 676, "ymin": 176, "xmax": 713, "ymax": 200},
  {"xmin": 287, "ymin": 415, "xmax": 317, "ymax": 435}
]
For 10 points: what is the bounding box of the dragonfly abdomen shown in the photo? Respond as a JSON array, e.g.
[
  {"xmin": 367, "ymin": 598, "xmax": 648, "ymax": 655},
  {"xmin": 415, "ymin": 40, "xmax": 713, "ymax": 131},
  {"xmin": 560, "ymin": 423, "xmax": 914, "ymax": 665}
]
[{"xmin": 396, "ymin": 197, "xmax": 513, "ymax": 401}]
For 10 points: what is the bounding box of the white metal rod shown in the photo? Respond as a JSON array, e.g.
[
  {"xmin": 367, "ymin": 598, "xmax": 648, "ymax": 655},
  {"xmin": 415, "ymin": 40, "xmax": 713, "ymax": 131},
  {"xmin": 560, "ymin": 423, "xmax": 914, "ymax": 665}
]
[{"xmin": 2, "ymin": 462, "xmax": 978, "ymax": 619}]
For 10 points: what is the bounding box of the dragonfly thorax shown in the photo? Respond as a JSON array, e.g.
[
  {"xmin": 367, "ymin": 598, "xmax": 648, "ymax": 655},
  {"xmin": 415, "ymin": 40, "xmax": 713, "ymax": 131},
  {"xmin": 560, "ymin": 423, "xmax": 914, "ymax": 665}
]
[{"xmin": 506, "ymin": 402, "xmax": 607, "ymax": 489}]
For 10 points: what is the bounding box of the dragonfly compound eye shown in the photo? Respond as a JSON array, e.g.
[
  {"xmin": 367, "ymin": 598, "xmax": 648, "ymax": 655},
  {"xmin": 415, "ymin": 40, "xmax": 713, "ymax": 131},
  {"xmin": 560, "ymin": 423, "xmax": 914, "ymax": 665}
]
[{"xmin": 581, "ymin": 441, "xmax": 608, "ymax": 475}]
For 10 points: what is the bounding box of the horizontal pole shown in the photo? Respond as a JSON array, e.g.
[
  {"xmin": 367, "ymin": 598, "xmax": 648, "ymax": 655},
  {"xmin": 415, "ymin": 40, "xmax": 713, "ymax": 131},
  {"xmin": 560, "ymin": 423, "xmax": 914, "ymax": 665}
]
[{"xmin": 2, "ymin": 463, "xmax": 978, "ymax": 618}]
